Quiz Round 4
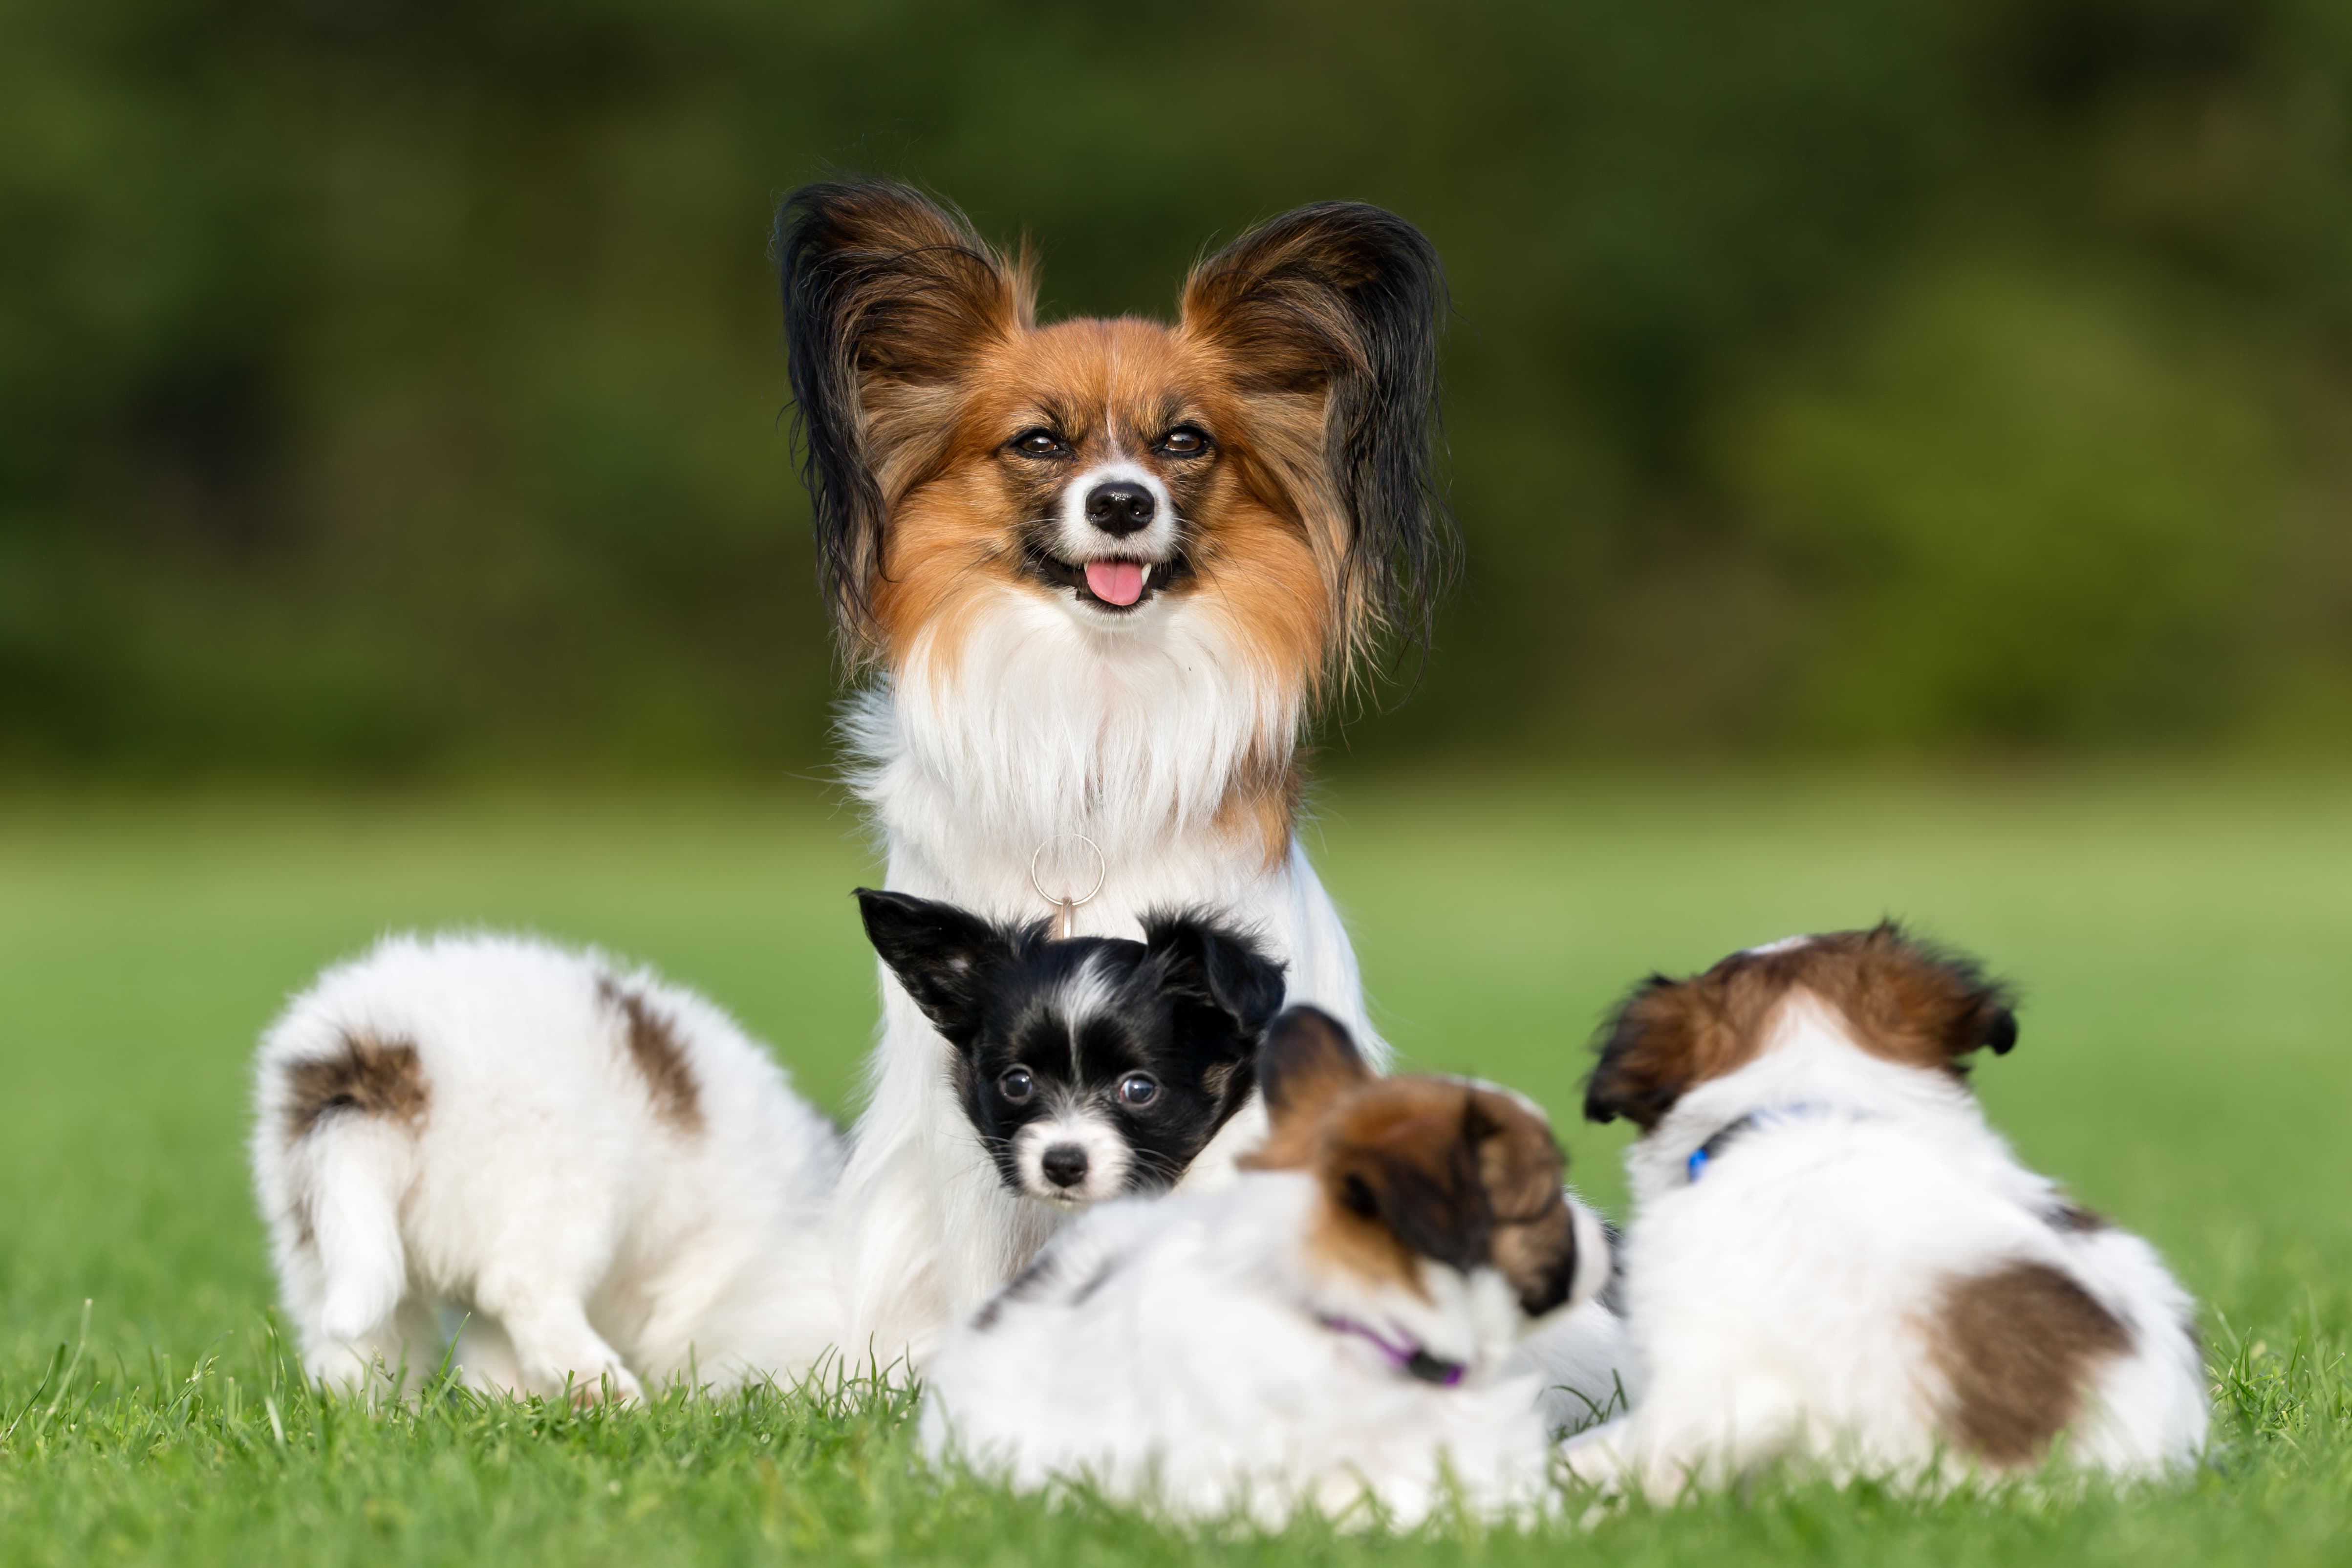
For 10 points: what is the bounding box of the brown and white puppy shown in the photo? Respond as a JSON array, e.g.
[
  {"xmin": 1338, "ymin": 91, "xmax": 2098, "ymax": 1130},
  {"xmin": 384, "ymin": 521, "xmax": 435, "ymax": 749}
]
[
  {"xmin": 252, "ymin": 933, "xmax": 844, "ymax": 1402},
  {"xmin": 1562, "ymin": 925, "xmax": 2208, "ymax": 1498},
  {"xmin": 916, "ymin": 1007, "xmax": 1616, "ymax": 1526},
  {"xmin": 775, "ymin": 180, "xmax": 1455, "ymax": 1366}
]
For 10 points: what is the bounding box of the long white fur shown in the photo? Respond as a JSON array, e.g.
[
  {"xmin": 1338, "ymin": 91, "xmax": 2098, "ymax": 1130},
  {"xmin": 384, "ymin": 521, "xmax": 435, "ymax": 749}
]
[
  {"xmin": 836, "ymin": 578, "xmax": 1384, "ymax": 1367},
  {"xmin": 1562, "ymin": 992, "xmax": 2208, "ymax": 1496},
  {"xmin": 252, "ymin": 932, "xmax": 845, "ymax": 1400},
  {"xmin": 920, "ymin": 1173, "xmax": 1617, "ymax": 1527}
]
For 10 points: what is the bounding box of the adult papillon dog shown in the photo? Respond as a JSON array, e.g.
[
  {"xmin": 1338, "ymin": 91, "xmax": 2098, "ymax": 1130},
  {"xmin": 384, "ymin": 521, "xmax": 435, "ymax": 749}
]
[{"xmin": 775, "ymin": 179, "xmax": 1454, "ymax": 1364}]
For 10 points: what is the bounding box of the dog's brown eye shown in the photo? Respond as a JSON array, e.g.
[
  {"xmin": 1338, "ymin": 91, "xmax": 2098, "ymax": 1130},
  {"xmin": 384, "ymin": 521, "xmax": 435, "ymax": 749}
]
[
  {"xmin": 1158, "ymin": 426, "xmax": 1208, "ymax": 456},
  {"xmin": 999, "ymin": 1067, "xmax": 1036, "ymax": 1103},
  {"xmin": 1117, "ymin": 1073, "xmax": 1159, "ymax": 1107},
  {"xmin": 1011, "ymin": 429, "xmax": 1067, "ymax": 458},
  {"xmin": 1340, "ymin": 1173, "xmax": 1379, "ymax": 1219}
]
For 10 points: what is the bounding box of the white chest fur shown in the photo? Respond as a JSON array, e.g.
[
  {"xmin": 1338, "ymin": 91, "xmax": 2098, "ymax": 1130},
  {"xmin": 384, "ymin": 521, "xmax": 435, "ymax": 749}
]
[{"xmin": 828, "ymin": 594, "xmax": 1384, "ymax": 1367}]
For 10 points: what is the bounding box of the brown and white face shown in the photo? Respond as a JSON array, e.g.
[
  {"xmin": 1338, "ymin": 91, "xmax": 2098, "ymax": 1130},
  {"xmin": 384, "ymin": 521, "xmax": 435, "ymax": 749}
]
[
  {"xmin": 1584, "ymin": 923, "xmax": 2021, "ymax": 1133},
  {"xmin": 774, "ymin": 180, "xmax": 1452, "ymax": 686},
  {"xmin": 1242, "ymin": 1007, "xmax": 1606, "ymax": 1381}
]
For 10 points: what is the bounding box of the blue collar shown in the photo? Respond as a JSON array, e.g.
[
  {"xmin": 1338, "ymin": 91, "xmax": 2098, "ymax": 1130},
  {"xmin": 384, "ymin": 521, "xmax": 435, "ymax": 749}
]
[{"xmin": 1684, "ymin": 1103, "xmax": 1836, "ymax": 1183}]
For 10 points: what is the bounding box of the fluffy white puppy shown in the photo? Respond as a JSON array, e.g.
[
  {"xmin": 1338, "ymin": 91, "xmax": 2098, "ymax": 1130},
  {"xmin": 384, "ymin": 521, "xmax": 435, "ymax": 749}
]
[
  {"xmin": 920, "ymin": 1007, "xmax": 1619, "ymax": 1526},
  {"xmin": 252, "ymin": 933, "xmax": 845, "ymax": 1401},
  {"xmin": 1562, "ymin": 925, "xmax": 2208, "ymax": 1498}
]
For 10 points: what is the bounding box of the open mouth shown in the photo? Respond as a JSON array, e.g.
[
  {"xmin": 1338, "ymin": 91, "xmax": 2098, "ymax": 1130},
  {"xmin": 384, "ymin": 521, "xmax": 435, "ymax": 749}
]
[{"xmin": 1027, "ymin": 548, "xmax": 1191, "ymax": 612}]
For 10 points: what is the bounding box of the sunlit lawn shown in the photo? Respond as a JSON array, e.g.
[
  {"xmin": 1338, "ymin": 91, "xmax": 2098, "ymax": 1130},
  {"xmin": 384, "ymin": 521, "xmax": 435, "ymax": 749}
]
[{"xmin": 2, "ymin": 773, "xmax": 2348, "ymax": 1564}]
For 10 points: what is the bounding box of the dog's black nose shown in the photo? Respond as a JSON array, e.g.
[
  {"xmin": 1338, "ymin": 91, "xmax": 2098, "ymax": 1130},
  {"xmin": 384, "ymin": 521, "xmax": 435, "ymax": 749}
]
[
  {"xmin": 1083, "ymin": 481, "xmax": 1156, "ymax": 537},
  {"xmin": 1041, "ymin": 1144, "xmax": 1090, "ymax": 1188}
]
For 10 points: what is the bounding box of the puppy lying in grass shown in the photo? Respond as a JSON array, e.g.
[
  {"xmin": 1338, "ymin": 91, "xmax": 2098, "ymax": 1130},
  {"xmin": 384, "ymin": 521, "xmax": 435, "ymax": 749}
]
[
  {"xmin": 253, "ymin": 933, "xmax": 845, "ymax": 1402},
  {"xmin": 919, "ymin": 1006, "xmax": 1617, "ymax": 1527},
  {"xmin": 1564, "ymin": 925, "xmax": 2208, "ymax": 1499},
  {"xmin": 254, "ymin": 896, "xmax": 1284, "ymax": 1403}
]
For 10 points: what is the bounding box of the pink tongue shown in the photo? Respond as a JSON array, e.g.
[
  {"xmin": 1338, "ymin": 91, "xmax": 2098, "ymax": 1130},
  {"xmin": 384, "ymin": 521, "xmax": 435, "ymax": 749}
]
[{"xmin": 1084, "ymin": 560, "xmax": 1146, "ymax": 606}]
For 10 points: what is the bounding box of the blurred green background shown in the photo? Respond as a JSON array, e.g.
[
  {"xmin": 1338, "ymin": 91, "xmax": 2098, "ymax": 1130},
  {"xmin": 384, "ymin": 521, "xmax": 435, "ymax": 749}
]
[{"xmin": 7, "ymin": 0, "xmax": 2350, "ymax": 781}]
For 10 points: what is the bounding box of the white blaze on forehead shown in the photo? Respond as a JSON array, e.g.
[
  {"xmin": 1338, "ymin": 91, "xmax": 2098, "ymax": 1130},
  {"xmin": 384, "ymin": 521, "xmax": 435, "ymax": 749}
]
[
  {"xmin": 1053, "ymin": 459, "xmax": 1179, "ymax": 564},
  {"xmin": 1741, "ymin": 935, "xmax": 1815, "ymax": 958},
  {"xmin": 1051, "ymin": 953, "xmax": 1123, "ymax": 1077}
]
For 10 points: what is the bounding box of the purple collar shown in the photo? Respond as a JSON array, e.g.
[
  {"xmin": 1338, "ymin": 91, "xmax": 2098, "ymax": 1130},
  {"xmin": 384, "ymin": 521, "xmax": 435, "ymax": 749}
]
[{"xmin": 1318, "ymin": 1314, "xmax": 1467, "ymax": 1387}]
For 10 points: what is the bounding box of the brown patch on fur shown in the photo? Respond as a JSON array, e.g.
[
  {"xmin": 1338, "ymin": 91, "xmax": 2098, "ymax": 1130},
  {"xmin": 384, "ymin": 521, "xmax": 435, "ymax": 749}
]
[
  {"xmin": 1931, "ymin": 1259, "xmax": 2129, "ymax": 1468},
  {"xmin": 1244, "ymin": 1007, "xmax": 1577, "ymax": 1313},
  {"xmin": 597, "ymin": 976, "xmax": 703, "ymax": 1133},
  {"xmin": 281, "ymin": 1029, "xmax": 430, "ymax": 1144},
  {"xmin": 1200, "ymin": 1058, "xmax": 1245, "ymax": 1106},
  {"xmin": 1211, "ymin": 743, "xmax": 1305, "ymax": 875},
  {"xmin": 1586, "ymin": 924, "xmax": 2019, "ymax": 1130}
]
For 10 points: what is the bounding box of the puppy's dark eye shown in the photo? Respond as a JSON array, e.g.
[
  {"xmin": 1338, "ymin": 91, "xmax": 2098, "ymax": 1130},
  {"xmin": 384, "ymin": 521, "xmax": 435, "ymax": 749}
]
[
  {"xmin": 1117, "ymin": 1073, "xmax": 1159, "ymax": 1107},
  {"xmin": 998, "ymin": 1067, "xmax": 1036, "ymax": 1104},
  {"xmin": 1340, "ymin": 1173, "xmax": 1379, "ymax": 1219},
  {"xmin": 1158, "ymin": 426, "xmax": 1208, "ymax": 456},
  {"xmin": 1010, "ymin": 429, "xmax": 1068, "ymax": 459}
]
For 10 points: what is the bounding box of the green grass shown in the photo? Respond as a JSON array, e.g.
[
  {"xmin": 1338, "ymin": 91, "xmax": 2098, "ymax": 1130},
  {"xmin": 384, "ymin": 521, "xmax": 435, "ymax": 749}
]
[{"xmin": 3, "ymin": 773, "xmax": 2350, "ymax": 1564}]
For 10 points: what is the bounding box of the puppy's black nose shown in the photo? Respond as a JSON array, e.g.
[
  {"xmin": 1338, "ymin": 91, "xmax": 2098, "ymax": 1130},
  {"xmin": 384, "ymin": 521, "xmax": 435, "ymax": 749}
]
[
  {"xmin": 1083, "ymin": 481, "xmax": 1156, "ymax": 537},
  {"xmin": 1041, "ymin": 1144, "xmax": 1090, "ymax": 1188}
]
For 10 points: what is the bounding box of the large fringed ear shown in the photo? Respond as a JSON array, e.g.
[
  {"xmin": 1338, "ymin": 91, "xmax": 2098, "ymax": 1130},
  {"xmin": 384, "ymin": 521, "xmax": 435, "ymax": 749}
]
[
  {"xmin": 774, "ymin": 179, "xmax": 1034, "ymax": 655},
  {"xmin": 1584, "ymin": 973, "xmax": 1709, "ymax": 1130},
  {"xmin": 1463, "ymin": 1088, "xmax": 1578, "ymax": 1319},
  {"xmin": 853, "ymin": 887, "xmax": 1022, "ymax": 1050},
  {"xmin": 1179, "ymin": 201, "xmax": 1456, "ymax": 670},
  {"xmin": 1139, "ymin": 910, "xmax": 1288, "ymax": 1038},
  {"xmin": 1859, "ymin": 922, "xmax": 2021, "ymax": 1064}
]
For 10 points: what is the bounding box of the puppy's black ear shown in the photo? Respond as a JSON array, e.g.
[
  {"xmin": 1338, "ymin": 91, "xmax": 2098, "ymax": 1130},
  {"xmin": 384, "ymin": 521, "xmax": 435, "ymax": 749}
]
[
  {"xmin": 1179, "ymin": 202, "xmax": 1456, "ymax": 664},
  {"xmin": 1257, "ymin": 1006, "xmax": 1373, "ymax": 1123},
  {"xmin": 854, "ymin": 888, "xmax": 1015, "ymax": 1050},
  {"xmin": 1584, "ymin": 974, "xmax": 1703, "ymax": 1130},
  {"xmin": 774, "ymin": 179, "xmax": 1034, "ymax": 654},
  {"xmin": 1140, "ymin": 911, "xmax": 1288, "ymax": 1038}
]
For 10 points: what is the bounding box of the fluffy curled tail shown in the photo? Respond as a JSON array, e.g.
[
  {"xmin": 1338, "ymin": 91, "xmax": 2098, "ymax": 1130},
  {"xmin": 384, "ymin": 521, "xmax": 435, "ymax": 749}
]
[
  {"xmin": 256, "ymin": 1018, "xmax": 432, "ymax": 1351},
  {"xmin": 306, "ymin": 1119, "xmax": 413, "ymax": 1343}
]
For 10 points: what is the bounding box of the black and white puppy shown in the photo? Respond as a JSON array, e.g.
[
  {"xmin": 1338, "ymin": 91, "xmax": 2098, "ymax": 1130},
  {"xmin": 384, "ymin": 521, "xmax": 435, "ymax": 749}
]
[{"xmin": 855, "ymin": 889, "xmax": 1284, "ymax": 1211}]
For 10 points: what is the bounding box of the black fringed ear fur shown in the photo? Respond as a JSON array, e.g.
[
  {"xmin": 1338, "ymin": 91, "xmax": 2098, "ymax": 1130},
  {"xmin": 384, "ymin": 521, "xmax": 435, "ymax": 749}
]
[
  {"xmin": 773, "ymin": 179, "xmax": 1033, "ymax": 653},
  {"xmin": 1179, "ymin": 202, "xmax": 1457, "ymax": 663},
  {"xmin": 1139, "ymin": 910, "xmax": 1288, "ymax": 1038},
  {"xmin": 853, "ymin": 887, "xmax": 1024, "ymax": 1049}
]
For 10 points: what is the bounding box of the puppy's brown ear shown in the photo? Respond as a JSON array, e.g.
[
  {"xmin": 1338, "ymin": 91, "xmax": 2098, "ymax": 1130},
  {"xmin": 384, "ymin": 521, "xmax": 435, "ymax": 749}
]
[
  {"xmin": 775, "ymin": 179, "xmax": 1036, "ymax": 653},
  {"xmin": 1256, "ymin": 1006, "xmax": 1373, "ymax": 1125},
  {"xmin": 1179, "ymin": 203, "xmax": 1454, "ymax": 666},
  {"xmin": 1862, "ymin": 922, "xmax": 2020, "ymax": 1066},
  {"xmin": 1464, "ymin": 1090, "xmax": 1578, "ymax": 1318},
  {"xmin": 1585, "ymin": 974, "xmax": 1709, "ymax": 1130}
]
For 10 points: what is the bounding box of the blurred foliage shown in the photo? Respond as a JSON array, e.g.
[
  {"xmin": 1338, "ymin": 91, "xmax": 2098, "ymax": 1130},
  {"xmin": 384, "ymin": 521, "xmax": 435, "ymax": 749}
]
[{"xmin": 2, "ymin": 0, "xmax": 2349, "ymax": 778}]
